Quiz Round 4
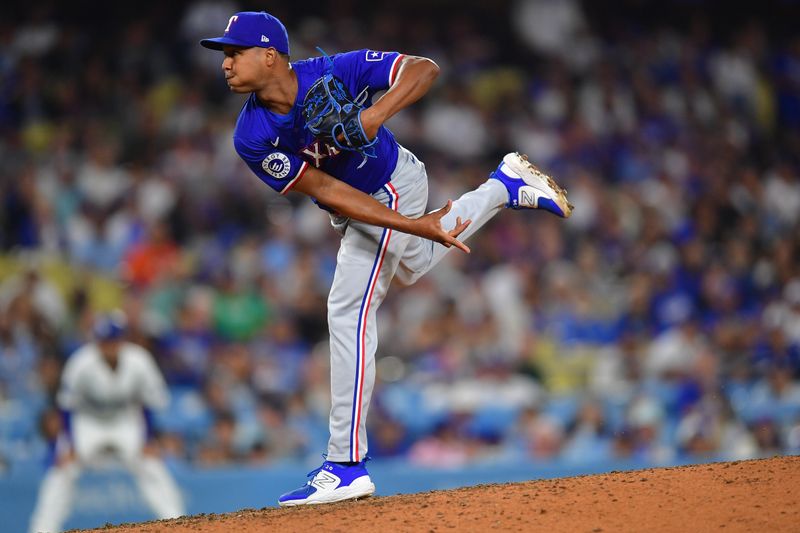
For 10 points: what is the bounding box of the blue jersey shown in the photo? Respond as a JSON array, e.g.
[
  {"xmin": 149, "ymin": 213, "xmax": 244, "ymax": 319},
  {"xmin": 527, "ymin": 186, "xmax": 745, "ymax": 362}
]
[{"xmin": 233, "ymin": 50, "xmax": 405, "ymax": 197}]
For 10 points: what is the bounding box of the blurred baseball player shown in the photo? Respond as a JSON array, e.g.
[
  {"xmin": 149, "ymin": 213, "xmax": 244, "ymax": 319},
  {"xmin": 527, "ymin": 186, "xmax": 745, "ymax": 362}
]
[
  {"xmin": 200, "ymin": 11, "xmax": 572, "ymax": 506},
  {"xmin": 28, "ymin": 312, "xmax": 184, "ymax": 533}
]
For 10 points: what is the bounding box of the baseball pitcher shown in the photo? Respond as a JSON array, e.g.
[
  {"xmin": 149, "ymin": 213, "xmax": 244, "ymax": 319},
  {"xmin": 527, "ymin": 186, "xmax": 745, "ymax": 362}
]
[
  {"xmin": 200, "ymin": 11, "xmax": 572, "ymax": 506},
  {"xmin": 28, "ymin": 313, "xmax": 184, "ymax": 533}
]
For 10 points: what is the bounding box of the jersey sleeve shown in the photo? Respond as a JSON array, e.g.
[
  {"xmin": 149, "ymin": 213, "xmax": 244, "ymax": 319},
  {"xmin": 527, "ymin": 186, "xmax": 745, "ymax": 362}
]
[
  {"xmin": 234, "ymin": 135, "xmax": 310, "ymax": 195},
  {"xmin": 57, "ymin": 351, "xmax": 85, "ymax": 411},
  {"xmin": 335, "ymin": 50, "xmax": 405, "ymax": 93},
  {"xmin": 136, "ymin": 346, "xmax": 170, "ymax": 410}
]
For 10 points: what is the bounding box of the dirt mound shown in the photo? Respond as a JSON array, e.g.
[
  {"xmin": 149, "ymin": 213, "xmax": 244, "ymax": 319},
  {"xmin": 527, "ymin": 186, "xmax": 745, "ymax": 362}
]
[{"xmin": 85, "ymin": 456, "xmax": 800, "ymax": 533}]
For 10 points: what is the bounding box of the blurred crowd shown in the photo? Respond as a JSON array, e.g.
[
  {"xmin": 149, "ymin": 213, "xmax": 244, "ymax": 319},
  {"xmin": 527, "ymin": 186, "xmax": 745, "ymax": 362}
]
[{"xmin": 1, "ymin": 0, "xmax": 800, "ymax": 473}]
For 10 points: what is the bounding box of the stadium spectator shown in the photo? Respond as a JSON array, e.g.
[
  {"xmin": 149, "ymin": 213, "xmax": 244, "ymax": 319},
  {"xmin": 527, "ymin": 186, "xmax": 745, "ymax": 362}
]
[{"xmin": 0, "ymin": 0, "xmax": 797, "ymax": 473}]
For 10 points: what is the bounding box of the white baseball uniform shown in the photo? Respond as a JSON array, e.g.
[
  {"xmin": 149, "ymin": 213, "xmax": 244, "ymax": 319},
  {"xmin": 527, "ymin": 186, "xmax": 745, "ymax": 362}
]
[{"xmin": 29, "ymin": 341, "xmax": 185, "ymax": 533}]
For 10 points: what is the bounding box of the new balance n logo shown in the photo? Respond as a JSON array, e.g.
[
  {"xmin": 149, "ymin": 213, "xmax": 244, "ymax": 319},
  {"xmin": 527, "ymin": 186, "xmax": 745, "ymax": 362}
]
[
  {"xmin": 520, "ymin": 188, "xmax": 539, "ymax": 207},
  {"xmin": 311, "ymin": 471, "xmax": 340, "ymax": 490}
]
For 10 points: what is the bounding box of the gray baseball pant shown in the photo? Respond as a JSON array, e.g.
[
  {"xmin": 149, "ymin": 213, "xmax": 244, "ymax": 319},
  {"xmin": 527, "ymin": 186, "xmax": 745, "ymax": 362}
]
[{"xmin": 326, "ymin": 146, "xmax": 507, "ymax": 462}]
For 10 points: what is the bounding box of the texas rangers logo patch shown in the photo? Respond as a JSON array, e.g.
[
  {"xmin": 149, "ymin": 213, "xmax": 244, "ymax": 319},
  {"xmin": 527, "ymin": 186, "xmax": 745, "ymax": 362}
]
[
  {"xmin": 365, "ymin": 50, "xmax": 386, "ymax": 61},
  {"xmin": 262, "ymin": 153, "xmax": 291, "ymax": 179}
]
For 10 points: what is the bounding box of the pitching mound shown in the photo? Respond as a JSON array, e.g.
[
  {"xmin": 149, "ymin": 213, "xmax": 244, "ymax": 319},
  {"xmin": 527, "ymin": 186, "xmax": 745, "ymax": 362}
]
[{"xmin": 85, "ymin": 456, "xmax": 799, "ymax": 532}]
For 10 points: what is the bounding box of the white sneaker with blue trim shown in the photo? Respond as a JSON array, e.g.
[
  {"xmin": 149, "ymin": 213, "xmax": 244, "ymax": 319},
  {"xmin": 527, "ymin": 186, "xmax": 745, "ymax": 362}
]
[{"xmin": 490, "ymin": 152, "xmax": 573, "ymax": 217}]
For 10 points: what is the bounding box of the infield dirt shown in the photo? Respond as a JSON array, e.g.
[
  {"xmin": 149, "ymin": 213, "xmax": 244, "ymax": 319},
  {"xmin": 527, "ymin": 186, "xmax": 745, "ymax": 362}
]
[{"xmin": 83, "ymin": 455, "xmax": 799, "ymax": 533}]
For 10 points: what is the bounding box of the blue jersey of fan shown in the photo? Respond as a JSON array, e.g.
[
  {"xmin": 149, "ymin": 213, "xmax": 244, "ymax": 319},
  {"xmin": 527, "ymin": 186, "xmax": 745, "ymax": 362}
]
[{"xmin": 233, "ymin": 49, "xmax": 404, "ymax": 197}]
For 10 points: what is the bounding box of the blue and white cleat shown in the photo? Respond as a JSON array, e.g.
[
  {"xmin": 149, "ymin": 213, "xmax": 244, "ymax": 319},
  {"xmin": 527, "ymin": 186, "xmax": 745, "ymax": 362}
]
[
  {"xmin": 490, "ymin": 152, "xmax": 573, "ymax": 217},
  {"xmin": 278, "ymin": 460, "xmax": 375, "ymax": 507}
]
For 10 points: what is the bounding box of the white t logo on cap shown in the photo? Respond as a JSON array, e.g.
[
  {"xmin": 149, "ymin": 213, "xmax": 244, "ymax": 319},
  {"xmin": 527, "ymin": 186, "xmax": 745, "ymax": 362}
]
[{"xmin": 224, "ymin": 15, "xmax": 238, "ymax": 33}]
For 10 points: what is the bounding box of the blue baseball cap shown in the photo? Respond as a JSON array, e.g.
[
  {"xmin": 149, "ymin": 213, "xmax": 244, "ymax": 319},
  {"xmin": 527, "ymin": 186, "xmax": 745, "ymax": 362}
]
[
  {"xmin": 93, "ymin": 311, "xmax": 127, "ymax": 341},
  {"xmin": 200, "ymin": 11, "xmax": 290, "ymax": 55}
]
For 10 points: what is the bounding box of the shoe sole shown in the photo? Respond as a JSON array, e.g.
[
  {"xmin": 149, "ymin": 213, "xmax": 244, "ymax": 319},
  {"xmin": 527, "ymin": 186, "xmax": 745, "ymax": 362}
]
[
  {"xmin": 279, "ymin": 479, "xmax": 376, "ymax": 507},
  {"xmin": 504, "ymin": 152, "xmax": 574, "ymax": 217}
]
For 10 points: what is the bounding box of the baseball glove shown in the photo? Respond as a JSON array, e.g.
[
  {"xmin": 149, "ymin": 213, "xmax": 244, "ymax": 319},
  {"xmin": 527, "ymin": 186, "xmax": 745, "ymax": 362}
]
[{"xmin": 302, "ymin": 73, "xmax": 378, "ymax": 158}]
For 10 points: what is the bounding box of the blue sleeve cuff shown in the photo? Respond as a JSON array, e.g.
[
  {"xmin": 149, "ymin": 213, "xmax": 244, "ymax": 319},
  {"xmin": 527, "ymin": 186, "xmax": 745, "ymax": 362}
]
[
  {"xmin": 60, "ymin": 410, "xmax": 72, "ymax": 440},
  {"xmin": 143, "ymin": 408, "xmax": 156, "ymax": 440}
]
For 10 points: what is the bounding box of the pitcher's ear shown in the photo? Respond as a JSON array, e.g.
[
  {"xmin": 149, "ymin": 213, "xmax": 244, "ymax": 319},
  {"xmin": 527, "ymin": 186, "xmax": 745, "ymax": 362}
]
[{"xmin": 263, "ymin": 47, "xmax": 279, "ymax": 66}]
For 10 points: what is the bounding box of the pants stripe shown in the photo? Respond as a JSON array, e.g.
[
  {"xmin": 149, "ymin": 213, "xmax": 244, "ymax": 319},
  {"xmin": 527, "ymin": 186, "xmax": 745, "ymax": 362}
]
[{"xmin": 350, "ymin": 182, "xmax": 399, "ymax": 462}]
